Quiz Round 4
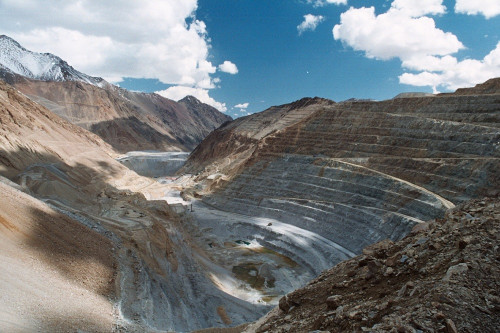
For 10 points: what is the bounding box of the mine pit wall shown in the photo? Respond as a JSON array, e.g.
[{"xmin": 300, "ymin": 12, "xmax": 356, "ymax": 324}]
[
  {"xmin": 198, "ymin": 93, "xmax": 499, "ymax": 272},
  {"xmin": 203, "ymin": 154, "xmax": 448, "ymax": 266},
  {"xmin": 116, "ymin": 234, "xmax": 268, "ymax": 332}
]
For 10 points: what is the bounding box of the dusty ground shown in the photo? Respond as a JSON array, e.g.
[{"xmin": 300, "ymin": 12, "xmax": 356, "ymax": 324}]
[{"xmin": 0, "ymin": 178, "xmax": 117, "ymax": 332}]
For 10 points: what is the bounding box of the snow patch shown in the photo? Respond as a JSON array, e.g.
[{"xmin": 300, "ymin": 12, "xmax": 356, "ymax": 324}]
[{"xmin": 0, "ymin": 35, "xmax": 104, "ymax": 86}]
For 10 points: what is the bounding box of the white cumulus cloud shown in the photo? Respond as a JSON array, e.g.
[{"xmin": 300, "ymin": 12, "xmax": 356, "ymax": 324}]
[
  {"xmin": 297, "ymin": 14, "xmax": 325, "ymax": 35},
  {"xmin": 234, "ymin": 103, "xmax": 249, "ymax": 110},
  {"xmin": 331, "ymin": 0, "xmax": 499, "ymax": 91},
  {"xmin": 333, "ymin": 5, "xmax": 463, "ymax": 61},
  {"xmin": 218, "ymin": 61, "xmax": 239, "ymax": 74},
  {"xmin": 307, "ymin": 0, "xmax": 347, "ymax": 7},
  {"xmin": 391, "ymin": 0, "xmax": 446, "ymax": 17},
  {"xmin": 400, "ymin": 42, "xmax": 500, "ymax": 91},
  {"xmin": 157, "ymin": 86, "xmax": 227, "ymax": 112},
  {"xmin": 0, "ymin": 0, "xmax": 230, "ymax": 107},
  {"xmin": 455, "ymin": 0, "xmax": 500, "ymax": 19}
]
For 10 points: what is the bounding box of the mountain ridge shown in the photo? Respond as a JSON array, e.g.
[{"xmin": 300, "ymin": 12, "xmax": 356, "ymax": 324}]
[
  {"xmin": 0, "ymin": 35, "xmax": 106, "ymax": 86},
  {"xmin": 0, "ymin": 35, "xmax": 232, "ymax": 153}
]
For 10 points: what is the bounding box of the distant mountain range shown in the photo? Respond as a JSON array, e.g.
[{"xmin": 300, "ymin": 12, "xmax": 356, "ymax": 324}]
[
  {"xmin": 0, "ymin": 35, "xmax": 106, "ymax": 86},
  {"xmin": 0, "ymin": 35, "xmax": 231, "ymax": 153}
]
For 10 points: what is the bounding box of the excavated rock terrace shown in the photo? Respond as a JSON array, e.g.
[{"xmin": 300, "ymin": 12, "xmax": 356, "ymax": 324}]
[{"xmin": 180, "ymin": 79, "xmax": 499, "ymax": 331}]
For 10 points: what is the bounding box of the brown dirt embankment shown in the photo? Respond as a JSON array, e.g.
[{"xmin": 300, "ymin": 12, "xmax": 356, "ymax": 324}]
[{"xmin": 0, "ymin": 180, "xmax": 117, "ymax": 332}]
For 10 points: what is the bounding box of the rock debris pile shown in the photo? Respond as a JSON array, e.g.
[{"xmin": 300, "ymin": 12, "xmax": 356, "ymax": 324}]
[{"xmin": 246, "ymin": 198, "xmax": 500, "ymax": 333}]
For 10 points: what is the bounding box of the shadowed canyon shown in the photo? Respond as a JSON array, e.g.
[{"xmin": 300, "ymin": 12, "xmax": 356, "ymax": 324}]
[{"xmin": 0, "ymin": 36, "xmax": 499, "ymax": 332}]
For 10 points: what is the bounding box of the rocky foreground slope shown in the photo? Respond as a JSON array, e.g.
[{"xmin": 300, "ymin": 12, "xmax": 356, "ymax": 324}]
[
  {"xmin": 244, "ymin": 198, "xmax": 500, "ymax": 332},
  {"xmin": 0, "ymin": 35, "xmax": 231, "ymax": 153}
]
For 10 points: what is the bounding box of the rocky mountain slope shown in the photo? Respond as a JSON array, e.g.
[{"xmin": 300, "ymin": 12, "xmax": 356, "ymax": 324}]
[
  {"xmin": 0, "ymin": 79, "xmax": 116, "ymax": 177},
  {"xmin": 0, "ymin": 35, "xmax": 232, "ymax": 153},
  {"xmin": 244, "ymin": 198, "xmax": 500, "ymax": 332},
  {"xmin": 181, "ymin": 78, "xmax": 499, "ymax": 305}
]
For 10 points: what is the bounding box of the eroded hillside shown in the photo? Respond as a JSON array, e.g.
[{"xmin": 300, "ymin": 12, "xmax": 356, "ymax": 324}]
[
  {"xmin": 0, "ymin": 80, "xmax": 267, "ymax": 331},
  {"xmin": 1, "ymin": 71, "xmax": 231, "ymax": 153}
]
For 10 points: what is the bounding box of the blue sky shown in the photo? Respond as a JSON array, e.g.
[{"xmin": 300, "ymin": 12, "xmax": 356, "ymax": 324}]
[{"xmin": 1, "ymin": 0, "xmax": 499, "ymax": 118}]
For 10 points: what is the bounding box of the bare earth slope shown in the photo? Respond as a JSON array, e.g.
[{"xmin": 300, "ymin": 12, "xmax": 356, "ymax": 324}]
[
  {"xmin": 0, "ymin": 79, "xmax": 120, "ymax": 331},
  {"xmin": 0, "ymin": 178, "xmax": 116, "ymax": 332},
  {"xmin": 0, "ymin": 79, "xmax": 267, "ymax": 332},
  {"xmin": 0, "ymin": 78, "xmax": 118, "ymax": 177},
  {"xmin": 245, "ymin": 198, "xmax": 500, "ymax": 333}
]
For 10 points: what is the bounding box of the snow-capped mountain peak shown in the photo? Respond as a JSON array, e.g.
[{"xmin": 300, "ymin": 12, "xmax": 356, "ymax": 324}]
[{"xmin": 0, "ymin": 35, "xmax": 106, "ymax": 87}]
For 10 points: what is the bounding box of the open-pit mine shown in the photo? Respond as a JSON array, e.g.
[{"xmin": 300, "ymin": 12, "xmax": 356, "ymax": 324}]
[{"xmin": 0, "ymin": 74, "xmax": 499, "ymax": 332}]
